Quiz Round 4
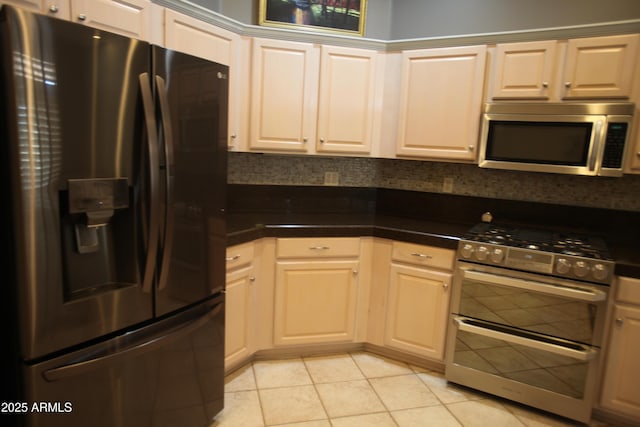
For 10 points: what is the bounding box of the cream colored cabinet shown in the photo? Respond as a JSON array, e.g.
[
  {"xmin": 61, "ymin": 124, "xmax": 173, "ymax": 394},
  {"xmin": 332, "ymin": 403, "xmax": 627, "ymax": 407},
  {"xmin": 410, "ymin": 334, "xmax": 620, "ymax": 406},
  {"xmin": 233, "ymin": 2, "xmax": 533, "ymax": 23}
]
[
  {"xmin": 164, "ymin": 9, "xmax": 244, "ymax": 149},
  {"xmin": 1, "ymin": 0, "xmax": 70, "ymax": 19},
  {"xmin": 383, "ymin": 242, "xmax": 454, "ymax": 361},
  {"xmin": 68, "ymin": 0, "xmax": 151, "ymax": 40},
  {"xmin": 562, "ymin": 34, "xmax": 639, "ymax": 99},
  {"xmin": 396, "ymin": 45, "xmax": 486, "ymax": 161},
  {"xmin": 224, "ymin": 242, "xmax": 256, "ymax": 369},
  {"xmin": 273, "ymin": 238, "xmax": 360, "ymax": 346},
  {"xmin": 250, "ymin": 38, "xmax": 320, "ymax": 153},
  {"xmin": 316, "ymin": 46, "xmax": 378, "ymax": 154},
  {"xmin": 600, "ymin": 276, "xmax": 640, "ymax": 420},
  {"xmin": 249, "ymin": 39, "xmax": 379, "ymax": 155},
  {"xmin": 490, "ymin": 40, "xmax": 557, "ymax": 99}
]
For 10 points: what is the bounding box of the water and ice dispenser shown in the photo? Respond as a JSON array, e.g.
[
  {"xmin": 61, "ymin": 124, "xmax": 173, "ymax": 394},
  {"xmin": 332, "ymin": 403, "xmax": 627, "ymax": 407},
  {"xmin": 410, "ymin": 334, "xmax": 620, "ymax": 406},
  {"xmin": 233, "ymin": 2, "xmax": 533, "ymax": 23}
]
[{"xmin": 61, "ymin": 178, "xmax": 137, "ymax": 300}]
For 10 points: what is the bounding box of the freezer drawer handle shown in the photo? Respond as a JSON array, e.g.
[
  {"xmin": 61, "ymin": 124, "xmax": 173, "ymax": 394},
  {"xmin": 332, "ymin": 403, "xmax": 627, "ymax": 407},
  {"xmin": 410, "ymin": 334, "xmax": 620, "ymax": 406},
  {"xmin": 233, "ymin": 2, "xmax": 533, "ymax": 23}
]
[
  {"xmin": 453, "ymin": 316, "xmax": 597, "ymax": 362},
  {"xmin": 42, "ymin": 302, "xmax": 223, "ymax": 382}
]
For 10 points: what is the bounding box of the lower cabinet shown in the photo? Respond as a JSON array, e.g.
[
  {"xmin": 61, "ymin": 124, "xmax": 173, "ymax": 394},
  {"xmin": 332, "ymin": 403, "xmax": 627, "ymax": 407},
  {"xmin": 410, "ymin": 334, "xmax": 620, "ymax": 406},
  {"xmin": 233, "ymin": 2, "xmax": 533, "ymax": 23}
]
[
  {"xmin": 600, "ymin": 276, "xmax": 640, "ymax": 420},
  {"xmin": 384, "ymin": 263, "xmax": 452, "ymax": 360},
  {"xmin": 383, "ymin": 242, "xmax": 454, "ymax": 361},
  {"xmin": 224, "ymin": 242, "xmax": 256, "ymax": 369},
  {"xmin": 273, "ymin": 238, "xmax": 361, "ymax": 346}
]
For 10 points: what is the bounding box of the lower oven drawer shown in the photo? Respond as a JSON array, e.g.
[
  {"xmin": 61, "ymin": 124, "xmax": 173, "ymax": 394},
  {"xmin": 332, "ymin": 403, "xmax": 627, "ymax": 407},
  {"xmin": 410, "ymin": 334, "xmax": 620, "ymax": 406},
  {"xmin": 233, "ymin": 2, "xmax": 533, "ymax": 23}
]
[{"xmin": 450, "ymin": 315, "xmax": 596, "ymax": 399}]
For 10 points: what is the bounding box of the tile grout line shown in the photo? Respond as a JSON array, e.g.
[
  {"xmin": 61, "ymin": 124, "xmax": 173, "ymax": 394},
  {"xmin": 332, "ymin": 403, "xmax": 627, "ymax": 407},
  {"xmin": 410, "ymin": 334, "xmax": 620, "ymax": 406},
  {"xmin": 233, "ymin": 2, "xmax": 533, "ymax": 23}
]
[
  {"xmin": 250, "ymin": 363, "xmax": 269, "ymax": 427},
  {"xmin": 300, "ymin": 355, "xmax": 332, "ymax": 426}
]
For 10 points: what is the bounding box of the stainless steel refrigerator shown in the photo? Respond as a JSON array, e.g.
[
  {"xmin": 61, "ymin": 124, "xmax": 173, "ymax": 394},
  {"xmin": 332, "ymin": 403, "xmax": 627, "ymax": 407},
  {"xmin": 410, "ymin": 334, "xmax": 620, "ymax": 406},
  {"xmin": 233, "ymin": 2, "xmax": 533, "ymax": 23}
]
[{"xmin": 0, "ymin": 5, "xmax": 227, "ymax": 427}]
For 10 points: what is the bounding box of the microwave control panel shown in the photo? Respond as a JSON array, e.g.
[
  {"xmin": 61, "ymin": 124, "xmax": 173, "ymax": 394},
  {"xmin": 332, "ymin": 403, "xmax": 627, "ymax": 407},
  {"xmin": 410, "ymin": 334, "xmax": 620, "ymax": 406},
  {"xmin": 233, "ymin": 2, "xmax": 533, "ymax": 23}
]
[{"xmin": 602, "ymin": 122, "xmax": 628, "ymax": 169}]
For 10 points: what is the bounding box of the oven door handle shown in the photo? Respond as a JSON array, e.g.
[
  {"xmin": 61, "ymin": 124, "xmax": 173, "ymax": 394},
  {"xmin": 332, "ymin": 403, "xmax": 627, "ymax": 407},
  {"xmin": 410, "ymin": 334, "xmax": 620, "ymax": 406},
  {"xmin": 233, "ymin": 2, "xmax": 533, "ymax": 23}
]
[
  {"xmin": 453, "ymin": 316, "xmax": 598, "ymax": 362},
  {"xmin": 462, "ymin": 269, "xmax": 606, "ymax": 302}
]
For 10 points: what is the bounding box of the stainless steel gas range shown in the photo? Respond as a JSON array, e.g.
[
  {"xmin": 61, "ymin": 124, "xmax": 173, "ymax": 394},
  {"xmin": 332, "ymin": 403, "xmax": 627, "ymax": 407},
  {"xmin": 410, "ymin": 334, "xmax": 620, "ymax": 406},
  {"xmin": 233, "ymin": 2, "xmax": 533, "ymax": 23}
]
[{"xmin": 445, "ymin": 222, "xmax": 613, "ymax": 424}]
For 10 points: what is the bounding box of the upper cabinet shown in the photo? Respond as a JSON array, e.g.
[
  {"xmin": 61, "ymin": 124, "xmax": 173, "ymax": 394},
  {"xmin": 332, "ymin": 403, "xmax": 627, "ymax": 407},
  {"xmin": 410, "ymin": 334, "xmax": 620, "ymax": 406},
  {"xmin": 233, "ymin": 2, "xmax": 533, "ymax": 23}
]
[
  {"xmin": 250, "ymin": 38, "xmax": 320, "ymax": 153},
  {"xmin": 164, "ymin": 9, "xmax": 245, "ymax": 149},
  {"xmin": 2, "ymin": 0, "xmax": 71, "ymax": 19},
  {"xmin": 69, "ymin": 0, "xmax": 152, "ymax": 40},
  {"xmin": 249, "ymin": 38, "xmax": 380, "ymax": 155},
  {"xmin": 563, "ymin": 34, "xmax": 639, "ymax": 99},
  {"xmin": 490, "ymin": 34, "xmax": 640, "ymax": 101},
  {"xmin": 491, "ymin": 40, "xmax": 557, "ymax": 99},
  {"xmin": 316, "ymin": 46, "xmax": 379, "ymax": 155},
  {"xmin": 396, "ymin": 45, "xmax": 486, "ymax": 161}
]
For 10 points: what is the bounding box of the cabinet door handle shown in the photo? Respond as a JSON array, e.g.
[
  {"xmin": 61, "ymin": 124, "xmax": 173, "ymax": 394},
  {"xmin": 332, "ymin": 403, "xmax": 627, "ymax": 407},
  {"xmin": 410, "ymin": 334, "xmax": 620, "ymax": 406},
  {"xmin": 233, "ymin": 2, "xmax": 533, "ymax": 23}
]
[
  {"xmin": 249, "ymin": 276, "xmax": 256, "ymax": 283},
  {"xmin": 226, "ymin": 255, "xmax": 241, "ymax": 262},
  {"xmin": 443, "ymin": 282, "xmax": 449, "ymax": 290},
  {"xmin": 564, "ymin": 82, "xmax": 571, "ymax": 88},
  {"xmin": 309, "ymin": 246, "xmax": 330, "ymax": 250},
  {"xmin": 616, "ymin": 318, "xmax": 624, "ymax": 326},
  {"xmin": 411, "ymin": 252, "xmax": 432, "ymax": 259},
  {"xmin": 49, "ymin": 4, "xmax": 59, "ymax": 13},
  {"xmin": 77, "ymin": 13, "xmax": 87, "ymax": 21},
  {"xmin": 542, "ymin": 81, "xmax": 549, "ymax": 88}
]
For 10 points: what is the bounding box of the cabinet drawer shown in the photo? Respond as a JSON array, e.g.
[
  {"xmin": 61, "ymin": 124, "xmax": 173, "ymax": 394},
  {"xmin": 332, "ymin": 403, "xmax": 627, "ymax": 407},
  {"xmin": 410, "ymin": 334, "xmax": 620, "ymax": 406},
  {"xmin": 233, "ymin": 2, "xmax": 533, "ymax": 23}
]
[
  {"xmin": 276, "ymin": 237, "xmax": 360, "ymax": 258},
  {"xmin": 391, "ymin": 241, "xmax": 455, "ymax": 270},
  {"xmin": 226, "ymin": 242, "xmax": 255, "ymax": 270},
  {"xmin": 617, "ymin": 276, "xmax": 640, "ymax": 305}
]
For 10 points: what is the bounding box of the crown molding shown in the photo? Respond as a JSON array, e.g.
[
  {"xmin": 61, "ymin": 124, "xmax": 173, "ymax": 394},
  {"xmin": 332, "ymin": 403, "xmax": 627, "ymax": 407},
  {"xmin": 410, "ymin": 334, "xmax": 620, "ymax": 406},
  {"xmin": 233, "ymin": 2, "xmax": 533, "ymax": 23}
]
[{"xmin": 155, "ymin": 1, "xmax": 640, "ymax": 50}]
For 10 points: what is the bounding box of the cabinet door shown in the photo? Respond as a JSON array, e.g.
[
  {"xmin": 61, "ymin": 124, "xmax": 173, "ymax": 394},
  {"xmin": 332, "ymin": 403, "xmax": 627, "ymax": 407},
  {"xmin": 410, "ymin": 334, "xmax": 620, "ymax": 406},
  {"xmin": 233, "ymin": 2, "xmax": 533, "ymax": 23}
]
[
  {"xmin": 224, "ymin": 265, "xmax": 254, "ymax": 369},
  {"xmin": 396, "ymin": 45, "xmax": 486, "ymax": 160},
  {"xmin": 274, "ymin": 260, "xmax": 359, "ymax": 345},
  {"xmin": 491, "ymin": 40, "xmax": 557, "ymax": 99},
  {"xmin": 385, "ymin": 263, "xmax": 451, "ymax": 360},
  {"xmin": 563, "ymin": 34, "xmax": 639, "ymax": 99},
  {"xmin": 250, "ymin": 38, "xmax": 319, "ymax": 152},
  {"xmin": 70, "ymin": 0, "xmax": 150, "ymax": 40},
  {"xmin": 601, "ymin": 304, "xmax": 640, "ymax": 419},
  {"xmin": 164, "ymin": 9, "xmax": 242, "ymax": 149},
  {"xmin": 316, "ymin": 46, "xmax": 377, "ymax": 154},
  {"xmin": 2, "ymin": 0, "xmax": 70, "ymax": 19}
]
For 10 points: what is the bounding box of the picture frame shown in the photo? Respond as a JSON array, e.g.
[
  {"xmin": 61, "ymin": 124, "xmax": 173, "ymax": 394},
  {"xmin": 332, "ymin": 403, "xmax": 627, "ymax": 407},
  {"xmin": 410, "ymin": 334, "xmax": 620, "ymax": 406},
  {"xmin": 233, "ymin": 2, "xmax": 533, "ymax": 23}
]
[{"xmin": 259, "ymin": 0, "xmax": 367, "ymax": 37}]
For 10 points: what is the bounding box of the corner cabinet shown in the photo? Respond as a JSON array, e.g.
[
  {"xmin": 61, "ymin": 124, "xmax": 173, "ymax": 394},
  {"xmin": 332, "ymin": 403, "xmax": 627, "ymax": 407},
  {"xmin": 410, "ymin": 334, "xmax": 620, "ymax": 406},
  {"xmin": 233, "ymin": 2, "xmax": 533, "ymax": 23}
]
[
  {"xmin": 273, "ymin": 238, "xmax": 360, "ymax": 346},
  {"xmin": 396, "ymin": 45, "xmax": 486, "ymax": 161},
  {"xmin": 383, "ymin": 242, "xmax": 454, "ymax": 361},
  {"xmin": 600, "ymin": 276, "xmax": 640, "ymax": 421}
]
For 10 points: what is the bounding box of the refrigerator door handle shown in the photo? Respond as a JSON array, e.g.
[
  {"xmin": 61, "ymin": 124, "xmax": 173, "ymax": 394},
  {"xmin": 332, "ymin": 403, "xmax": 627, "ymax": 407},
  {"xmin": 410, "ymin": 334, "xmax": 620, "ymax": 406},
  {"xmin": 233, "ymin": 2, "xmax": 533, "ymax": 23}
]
[
  {"xmin": 42, "ymin": 300, "xmax": 223, "ymax": 382},
  {"xmin": 155, "ymin": 75, "xmax": 175, "ymax": 292},
  {"xmin": 138, "ymin": 72, "xmax": 161, "ymax": 293}
]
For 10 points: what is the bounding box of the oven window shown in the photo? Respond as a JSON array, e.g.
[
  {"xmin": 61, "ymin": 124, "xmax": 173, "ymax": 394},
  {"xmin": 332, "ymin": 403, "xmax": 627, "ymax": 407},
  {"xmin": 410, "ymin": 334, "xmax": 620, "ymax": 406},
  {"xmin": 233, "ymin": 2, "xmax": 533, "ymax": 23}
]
[
  {"xmin": 458, "ymin": 280, "xmax": 598, "ymax": 345},
  {"xmin": 486, "ymin": 121, "xmax": 592, "ymax": 165},
  {"xmin": 453, "ymin": 329, "xmax": 588, "ymax": 398}
]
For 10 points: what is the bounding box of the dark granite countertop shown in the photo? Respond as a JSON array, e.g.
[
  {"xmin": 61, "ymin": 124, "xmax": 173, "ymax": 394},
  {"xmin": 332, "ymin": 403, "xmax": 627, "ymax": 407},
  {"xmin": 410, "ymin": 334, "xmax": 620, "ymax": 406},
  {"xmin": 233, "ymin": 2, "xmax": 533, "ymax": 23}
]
[{"xmin": 226, "ymin": 185, "xmax": 640, "ymax": 279}]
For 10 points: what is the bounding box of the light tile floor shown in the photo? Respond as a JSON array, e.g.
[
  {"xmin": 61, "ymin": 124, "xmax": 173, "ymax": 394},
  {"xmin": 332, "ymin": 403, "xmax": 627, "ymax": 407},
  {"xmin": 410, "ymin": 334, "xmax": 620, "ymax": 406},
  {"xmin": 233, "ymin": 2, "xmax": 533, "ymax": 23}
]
[{"xmin": 212, "ymin": 352, "xmax": 610, "ymax": 427}]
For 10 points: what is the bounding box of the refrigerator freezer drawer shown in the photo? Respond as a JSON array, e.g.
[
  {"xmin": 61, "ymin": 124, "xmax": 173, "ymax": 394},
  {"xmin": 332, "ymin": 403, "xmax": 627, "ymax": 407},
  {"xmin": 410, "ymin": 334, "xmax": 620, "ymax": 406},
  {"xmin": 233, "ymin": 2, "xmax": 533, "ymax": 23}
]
[{"xmin": 21, "ymin": 295, "xmax": 224, "ymax": 427}]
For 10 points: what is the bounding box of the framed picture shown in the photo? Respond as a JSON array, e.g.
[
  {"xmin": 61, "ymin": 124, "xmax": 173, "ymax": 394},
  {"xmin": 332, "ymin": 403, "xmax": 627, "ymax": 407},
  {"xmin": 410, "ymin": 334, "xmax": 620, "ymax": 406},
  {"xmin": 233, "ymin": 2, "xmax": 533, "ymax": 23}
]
[{"xmin": 259, "ymin": 0, "xmax": 367, "ymax": 37}]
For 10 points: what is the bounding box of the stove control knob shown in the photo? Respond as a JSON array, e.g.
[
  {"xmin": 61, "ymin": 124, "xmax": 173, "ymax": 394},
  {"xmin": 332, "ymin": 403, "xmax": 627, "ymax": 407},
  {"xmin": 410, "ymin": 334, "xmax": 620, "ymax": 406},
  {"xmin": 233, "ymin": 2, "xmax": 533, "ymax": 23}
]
[
  {"xmin": 573, "ymin": 261, "xmax": 590, "ymax": 278},
  {"xmin": 556, "ymin": 258, "xmax": 572, "ymax": 274},
  {"xmin": 592, "ymin": 263, "xmax": 609, "ymax": 281},
  {"xmin": 475, "ymin": 246, "xmax": 489, "ymax": 261},
  {"xmin": 491, "ymin": 248, "xmax": 504, "ymax": 263},
  {"xmin": 460, "ymin": 244, "xmax": 474, "ymax": 259}
]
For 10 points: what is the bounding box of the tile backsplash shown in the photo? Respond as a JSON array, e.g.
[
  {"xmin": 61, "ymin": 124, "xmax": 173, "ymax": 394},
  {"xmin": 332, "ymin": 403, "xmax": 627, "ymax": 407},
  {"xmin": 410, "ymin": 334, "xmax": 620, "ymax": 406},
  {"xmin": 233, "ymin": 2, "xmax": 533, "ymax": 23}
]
[{"xmin": 228, "ymin": 152, "xmax": 640, "ymax": 212}]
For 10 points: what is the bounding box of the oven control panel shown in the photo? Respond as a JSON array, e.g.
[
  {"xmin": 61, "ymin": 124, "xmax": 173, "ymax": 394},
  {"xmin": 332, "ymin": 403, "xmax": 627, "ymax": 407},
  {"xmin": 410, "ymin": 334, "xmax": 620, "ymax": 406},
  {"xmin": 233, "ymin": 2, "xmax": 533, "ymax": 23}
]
[{"xmin": 458, "ymin": 241, "xmax": 613, "ymax": 285}]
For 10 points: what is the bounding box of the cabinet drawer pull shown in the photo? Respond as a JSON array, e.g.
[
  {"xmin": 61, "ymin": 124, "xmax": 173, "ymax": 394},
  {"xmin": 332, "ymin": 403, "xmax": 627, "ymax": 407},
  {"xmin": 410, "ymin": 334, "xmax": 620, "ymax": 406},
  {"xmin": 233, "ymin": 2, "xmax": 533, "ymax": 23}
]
[
  {"xmin": 411, "ymin": 252, "xmax": 432, "ymax": 259},
  {"xmin": 309, "ymin": 246, "xmax": 330, "ymax": 250},
  {"xmin": 226, "ymin": 255, "xmax": 241, "ymax": 262}
]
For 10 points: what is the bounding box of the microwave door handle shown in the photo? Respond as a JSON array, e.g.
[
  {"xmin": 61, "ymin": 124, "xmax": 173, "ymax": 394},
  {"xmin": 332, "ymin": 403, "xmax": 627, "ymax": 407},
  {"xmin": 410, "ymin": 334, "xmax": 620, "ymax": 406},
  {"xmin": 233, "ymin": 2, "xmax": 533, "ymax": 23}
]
[{"xmin": 589, "ymin": 120, "xmax": 603, "ymax": 172}]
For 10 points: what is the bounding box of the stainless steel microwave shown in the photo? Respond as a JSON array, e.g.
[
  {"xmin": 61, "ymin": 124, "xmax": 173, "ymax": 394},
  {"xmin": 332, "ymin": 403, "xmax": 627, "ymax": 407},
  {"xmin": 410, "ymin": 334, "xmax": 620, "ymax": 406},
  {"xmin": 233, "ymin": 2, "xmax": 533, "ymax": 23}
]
[{"xmin": 478, "ymin": 102, "xmax": 634, "ymax": 176}]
